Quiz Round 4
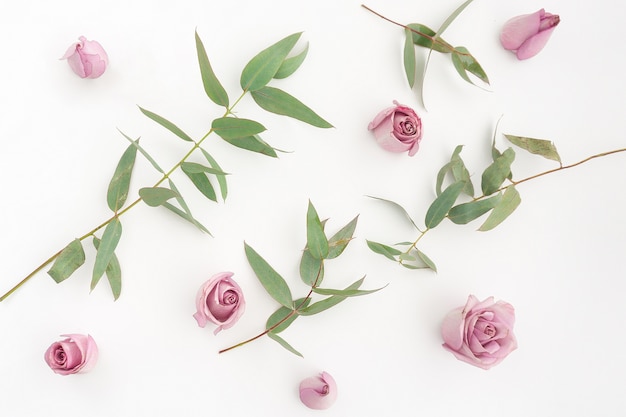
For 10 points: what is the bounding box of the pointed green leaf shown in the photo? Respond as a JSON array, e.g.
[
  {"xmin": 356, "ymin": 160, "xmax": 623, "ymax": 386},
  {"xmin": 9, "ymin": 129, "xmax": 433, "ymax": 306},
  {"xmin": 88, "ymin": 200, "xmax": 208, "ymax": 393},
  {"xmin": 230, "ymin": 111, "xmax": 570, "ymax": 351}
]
[
  {"xmin": 312, "ymin": 281, "xmax": 385, "ymax": 297},
  {"xmin": 139, "ymin": 107, "xmax": 193, "ymax": 142},
  {"xmin": 200, "ymin": 148, "xmax": 228, "ymax": 200},
  {"xmin": 195, "ymin": 30, "xmax": 229, "ymax": 107},
  {"xmin": 267, "ymin": 332, "xmax": 303, "ymax": 357},
  {"xmin": 212, "ymin": 117, "xmax": 266, "ymax": 139},
  {"xmin": 416, "ymin": 248, "xmax": 437, "ymax": 272},
  {"xmin": 448, "ymin": 193, "xmax": 502, "ymax": 225},
  {"xmin": 266, "ymin": 298, "xmax": 310, "ymax": 333},
  {"xmin": 479, "ymin": 186, "xmax": 521, "ymax": 231},
  {"xmin": 326, "ymin": 215, "xmax": 359, "ymax": 259},
  {"xmin": 139, "ymin": 187, "xmax": 180, "ymax": 207},
  {"xmin": 92, "ymin": 237, "xmax": 121, "ymax": 300},
  {"xmin": 162, "ymin": 179, "xmax": 211, "ymax": 234},
  {"xmin": 106, "ymin": 143, "xmax": 138, "ymax": 212},
  {"xmin": 367, "ymin": 196, "xmax": 419, "ymax": 231},
  {"xmin": 437, "ymin": 145, "xmax": 474, "ymax": 197},
  {"xmin": 299, "ymin": 277, "xmax": 365, "ymax": 316},
  {"xmin": 306, "ymin": 201, "xmax": 329, "ymax": 260},
  {"xmin": 274, "ymin": 43, "xmax": 309, "ymax": 79},
  {"xmin": 407, "ymin": 23, "xmax": 453, "ymax": 53},
  {"xmin": 240, "ymin": 32, "xmax": 302, "ymax": 91},
  {"xmin": 118, "ymin": 129, "xmax": 164, "ymax": 173},
  {"xmin": 366, "ymin": 240, "xmax": 401, "ymax": 261},
  {"xmin": 425, "ymin": 180, "xmax": 466, "ymax": 228},
  {"xmin": 251, "ymin": 86, "xmax": 333, "ymax": 128},
  {"xmin": 244, "ymin": 242, "xmax": 293, "ymax": 308},
  {"xmin": 451, "ymin": 47, "xmax": 490, "ymax": 85},
  {"xmin": 403, "ymin": 28, "xmax": 416, "ymax": 88},
  {"xmin": 481, "ymin": 148, "xmax": 515, "ymax": 195},
  {"xmin": 182, "ymin": 167, "xmax": 217, "ymax": 202},
  {"xmin": 180, "ymin": 162, "xmax": 228, "ymax": 176},
  {"xmin": 504, "ymin": 134, "xmax": 561, "ymax": 164},
  {"xmin": 219, "ymin": 134, "xmax": 278, "ymax": 157},
  {"xmin": 300, "ymin": 248, "xmax": 324, "ymax": 286},
  {"xmin": 47, "ymin": 239, "xmax": 85, "ymax": 283},
  {"xmin": 93, "ymin": 218, "xmax": 122, "ymax": 285}
]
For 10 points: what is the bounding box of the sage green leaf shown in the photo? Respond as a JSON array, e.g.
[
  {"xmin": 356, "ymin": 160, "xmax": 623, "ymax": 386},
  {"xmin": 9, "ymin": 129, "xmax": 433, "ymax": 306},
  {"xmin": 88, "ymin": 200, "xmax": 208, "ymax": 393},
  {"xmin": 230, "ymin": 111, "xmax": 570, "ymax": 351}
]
[
  {"xmin": 448, "ymin": 193, "xmax": 502, "ymax": 225},
  {"xmin": 244, "ymin": 242, "xmax": 293, "ymax": 308},
  {"xmin": 92, "ymin": 237, "xmax": 121, "ymax": 300},
  {"xmin": 312, "ymin": 281, "xmax": 385, "ymax": 297},
  {"xmin": 436, "ymin": 145, "xmax": 474, "ymax": 197},
  {"xmin": 481, "ymin": 148, "xmax": 515, "ymax": 196},
  {"xmin": 367, "ymin": 196, "xmax": 419, "ymax": 231},
  {"xmin": 92, "ymin": 218, "xmax": 122, "ymax": 285},
  {"xmin": 479, "ymin": 186, "xmax": 521, "ymax": 231},
  {"xmin": 267, "ymin": 332, "xmax": 303, "ymax": 357},
  {"xmin": 240, "ymin": 32, "xmax": 302, "ymax": 91},
  {"xmin": 106, "ymin": 143, "xmax": 137, "ymax": 212},
  {"xmin": 139, "ymin": 187, "xmax": 180, "ymax": 207},
  {"xmin": 299, "ymin": 277, "xmax": 365, "ymax": 316},
  {"xmin": 366, "ymin": 240, "xmax": 401, "ymax": 261},
  {"xmin": 212, "ymin": 117, "xmax": 266, "ymax": 140},
  {"xmin": 200, "ymin": 148, "xmax": 228, "ymax": 200},
  {"xmin": 118, "ymin": 129, "xmax": 164, "ymax": 173},
  {"xmin": 416, "ymin": 248, "xmax": 437, "ymax": 272},
  {"xmin": 138, "ymin": 107, "xmax": 193, "ymax": 142},
  {"xmin": 327, "ymin": 215, "xmax": 358, "ymax": 259},
  {"xmin": 47, "ymin": 239, "xmax": 85, "ymax": 283},
  {"xmin": 274, "ymin": 43, "xmax": 309, "ymax": 79},
  {"xmin": 266, "ymin": 298, "xmax": 310, "ymax": 333},
  {"xmin": 306, "ymin": 201, "xmax": 329, "ymax": 260},
  {"xmin": 195, "ymin": 30, "xmax": 229, "ymax": 108},
  {"xmin": 251, "ymin": 86, "xmax": 333, "ymax": 128},
  {"xmin": 163, "ymin": 179, "xmax": 211, "ymax": 234},
  {"xmin": 300, "ymin": 248, "xmax": 324, "ymax": 286},
  {"xmin": 425, "ymin": 180, "xmax": 466, "ymax": 228},
  {"xmin": 504, "ymin": 134, "xmax": 562, "ymax": 164},
  {"xmin": 451, "ymin": 47, "xmax": 490, "ymax": 85},
  {"xmin": 182, "ymin": 166, "xmax": 217, "ymax": 202},
  {"xmin": 403, "ymin": 27, "xmax": 416, "ymax": 88},
  {"xmin": 220, "ymin": 134, "xmax": 278, "ymax": 157},
  {"xmin": 407, "ymin": 23, "xmax": 452, "ymax": 53},
  {"xmin": 437, "ymin": 0, "xmax": 476, "ymax": 37},
  {"xmin": 180, "ymin": 162, "xmax": 228, "ymax": 176}
]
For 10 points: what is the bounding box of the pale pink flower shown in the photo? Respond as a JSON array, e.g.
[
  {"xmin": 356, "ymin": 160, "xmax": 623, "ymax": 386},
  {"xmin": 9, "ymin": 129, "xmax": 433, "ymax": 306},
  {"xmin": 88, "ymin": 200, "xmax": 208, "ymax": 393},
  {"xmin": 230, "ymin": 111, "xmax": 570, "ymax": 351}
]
[
  {"xmin": 441, "ymin": 295, "xmax": 517, "ymax": 369},
  {"xmin": 193, "ymin": 272, "xmax": 245, "ymax": 334},
  {"xmin": 299, "ymin": 372, "xmax": 338, "ymax": 410},
  {"xmin": 368, "ymin": 101, "xmax": 422, "ymax": 156},
  {"xmin": 500, "ymin": 9, "xmax": 560, "ymax": 60},
  {"xmin": 44, "ymin": 334, "xmax": 98, "ymax": 375},
  {"xmin": 60, "ymin": 36, "xmax": 109, "ymax": 78}
]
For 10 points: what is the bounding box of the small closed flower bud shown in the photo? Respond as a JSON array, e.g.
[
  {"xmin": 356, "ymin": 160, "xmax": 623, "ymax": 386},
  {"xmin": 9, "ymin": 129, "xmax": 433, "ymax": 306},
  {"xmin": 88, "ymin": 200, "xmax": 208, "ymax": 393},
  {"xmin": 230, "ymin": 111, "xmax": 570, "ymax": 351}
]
[
  {"xmin": 44, "ymin": 334, "xmax": 99, "ymax": 375},
  {"xmin": 500, "ymin": 9, "xmax": 560, "ymax": 60},
  {"xmin": 368, "ymin": 101, "xmax": 423, "ymax": 156},
  {"xmin": 193, "ymin": 272, "xmax": 245, "ymax": 334},
  {"xmin": 299, "ymin": 372, "xmax": 338, "ymax": 410},
  {"xmin": 60, "ymin": 36, "xmax": 109, "ymax": 78}
]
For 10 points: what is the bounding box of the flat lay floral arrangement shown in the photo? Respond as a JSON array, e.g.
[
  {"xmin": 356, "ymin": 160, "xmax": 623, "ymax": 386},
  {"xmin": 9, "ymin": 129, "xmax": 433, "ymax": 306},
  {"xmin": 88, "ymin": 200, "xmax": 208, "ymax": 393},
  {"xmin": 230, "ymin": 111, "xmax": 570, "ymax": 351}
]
[{"xmin": 2, "ymin": 0, "xmax": 625, "ymax": 415}]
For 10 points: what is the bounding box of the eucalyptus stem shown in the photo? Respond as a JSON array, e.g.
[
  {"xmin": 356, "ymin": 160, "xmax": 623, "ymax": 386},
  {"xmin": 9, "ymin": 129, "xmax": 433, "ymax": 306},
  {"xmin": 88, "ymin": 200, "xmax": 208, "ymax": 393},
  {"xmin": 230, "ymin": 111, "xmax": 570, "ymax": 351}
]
[{"xmin": 0, "ymin": 93, "xmax": 247, "ymax": 302}]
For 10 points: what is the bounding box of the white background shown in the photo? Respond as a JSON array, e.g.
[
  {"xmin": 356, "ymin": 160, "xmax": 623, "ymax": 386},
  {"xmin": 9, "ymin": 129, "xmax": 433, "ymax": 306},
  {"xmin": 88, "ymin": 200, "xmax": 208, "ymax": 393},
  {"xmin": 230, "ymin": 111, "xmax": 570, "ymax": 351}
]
[{"xmin": 1, "ymin": 0, "xmax": 625, "ymax": 415}]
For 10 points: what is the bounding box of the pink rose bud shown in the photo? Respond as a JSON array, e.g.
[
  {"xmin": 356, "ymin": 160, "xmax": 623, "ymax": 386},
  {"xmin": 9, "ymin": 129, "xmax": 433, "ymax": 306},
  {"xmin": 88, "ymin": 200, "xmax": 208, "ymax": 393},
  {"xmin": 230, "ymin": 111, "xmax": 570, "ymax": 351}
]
[
  {"xmin": 500, "ymin": 9, "xmax": 560, "ymax": 60},
  {"xmin": 44, "ymin": 334, "xmax": 99, "ymax": 375},
  {"xmin": 367, "ymin": 100, "xmax": 423, "ymax": 156},
  {"xmin": 299, "ymin": 371, "xmax": 338, "ymax": 410},
  {"xmin": 60, "ymin": 36, "xmax": 109, "ymax": 78},
  {"xmin": 193, "ymin": 272, "xmax": 245, "ymax": 334},
  {"xmin": 441, "ymin": 295, "xmax": 517, "ymax": 370}
]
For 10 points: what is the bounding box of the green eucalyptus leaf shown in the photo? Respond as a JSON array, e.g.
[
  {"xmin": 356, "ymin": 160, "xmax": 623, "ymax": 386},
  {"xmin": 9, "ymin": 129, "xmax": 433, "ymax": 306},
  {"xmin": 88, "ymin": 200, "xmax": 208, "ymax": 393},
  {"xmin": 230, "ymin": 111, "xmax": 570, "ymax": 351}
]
[
  {"xmin": 180, "ymin": 162, "xmax": 228, "ymax": 176},
  {"xmin": 182, "ymin": 166, "xmax": 217, "ymax": 202},
  {"xmin": 306, "ymin": 201, "xmax": 329, "ymax": 260},
  {"xmin": 367, "ymin": 196, "xmax": 419, "ymax": 231},
  {"xmin": 251, "ymin": 86, "xmax": 333, "ymax": 128},
  {"xmin": 448, "ymin": 193, "xmax": 502, "ymax": 225},
  {"xmin": 244, "ymin": 242, "xmax": 293, "ymax": 308},
  {"xmin": 195, "ymin": 30, "xmax": 229, "ymax": 108},
  {"xmin": 451, "ymin": 47, "xmax": 490, "ymax": 85},
  {"xmin": 312, "ymin": 281, "xmax": 385, "ymax": 297},
  {"xmin": 327, "ymin": 215, "xmax": 359, "ymax": 259},
  {"xmin": 403, "ymin": 27, "xmax": 416, "ymax": 88},
  {"xmin": 437, "ymin": 145, "xmax": 473, "ymax": 197},
  {"xmin": 92, "ymin": 237, "xmax": 121, "ymax": 300},
  {"xmin": 366, "ymin": 240, "xmax": 401, "ymax": 261},
  {"xmin": 118, "ymin": 129, "xmax": 164, "ymax": 174},
  {"xmin": 407, "ymin": 23, "xmax": 452, "ymax": 53},
  {"xmin": 437, "ymin": 0, "xmax": 476, "ymax": 38},
  {"xmin": 266, "ymin": 297, "xmax": 310, "ymax": 333},
  {"xmin": 211, "ymin": 117, "xmax": 266, "ymax": 140},
  {"xmin": 138, "ymin": 107, "xmax": 193, "ymax": 142},
  {"xmin": 274, "ymin": 43, "xmax": 309, "ymax": 79},
  {"xmin": 504, "ymin": 134, "xmax": 562, "ymax": 164},
  {"xmin": 479, "ymin": 186, "xmax": 521, "ymax": 231},
  {"xmin": 220, "ymin": 134, "xmax": 278, "ymax": 157},
  {"xmin": 47, "ymin": 239, "xmax": 85, "ymax": 283},
  {"xmin": 424, "ymin": 180, "xmax": 466, "ymax": 228},
  {"xmin": 162, "ymin": 179, "xmax": 211, "ymax": 234},
  {"xmin": 481, "ymin": 148, "xmax": 515, "ymax": 196},
  {"xmin": 139, "ymin": 187, "xmax": 180, "ymax": 207},
  {"xmin": 200, "ymin": 148, "xmax": 228, "ymax": 200},
  {"xmin": 299, "ymin": 277, "xmax": 365, "ymax": 316},
  {"xmin": 416, "ymin": 248, "xmax": 437, "ymax": 272},
  {"xmin": 92, "ymin": 218, "xmax": 122, "ymax": 285},
  {"xmin": 106, "ymin": 143, "xmax": 138, "ymax": 212},
  {"xmin": 299, "ymin": 248, "xmax": 324, "ymax": 286},
  {"xmin": 240, "ymin": 32, "xmax": 302, "ymax": 91},
  {"xmin": 267, "ymin": 332, "xmax": 303, "ymax": 357}
]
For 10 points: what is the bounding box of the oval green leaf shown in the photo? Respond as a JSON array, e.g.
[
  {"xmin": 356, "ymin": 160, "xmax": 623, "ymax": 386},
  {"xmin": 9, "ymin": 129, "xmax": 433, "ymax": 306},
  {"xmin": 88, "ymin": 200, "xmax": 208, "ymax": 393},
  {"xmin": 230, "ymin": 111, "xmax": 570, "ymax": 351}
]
[
  {"xmin": 481, "ymin": 148, "xmax": 515, "ymax": 196},
  {"xmin": 219, "ymin": 134, "xmax": 277, "ymax": 157},
  {"xmin": 139, "ymin": 187, "xmax": 180, "ymax": 207},
  {"xmin": 306, "ymin": 201, "xmax": 329, "ymax": 260},
  {"xmin": 448, "ymin": 193, "xmax": 502, "ymax": 225},
  {"xmin": 244, "ymin": 242, "xmax": 293, "ymax": 308},
  {"xmin": 299, "ymin": 277, "xmax": 364, "ymax": 316},
  {"xmin": 451, "ymin": 46, "xmax": 490, "ymax": 86},
  {"xmin": 92, "ymin": 218, "xmax": 122, "ymax": 285},
  {"xmin": 211, "ymin": 117, "xmax": 266, "ymax": 140},
  {"xmin": 47, "ymin": 239, "xmax": 85, "ymax": 283},
  {"xmin": 403, "ymin": 27, "xmax": 416, "ymax": 88},
  {"xmin": 195, "ymin": 31, "xmax": 229, "ymax": 108},
  {"xmin": 274, "ymin": 43, "xmax": 309, "ymax": 79},
  {"xmin": 107, "ymin": 143, "xmax": 138, "ymax": 212},
  {"xmin": 504, "ymin": 134, "xmax": 561, "ymax": 164},
  {"xmin": 92, "ymin": 237, "xmax": 121, "ymax": 300},
  {"xmin": 479, "ymin": 186, "xmax": 521, "ymax": 231},
  {"xmin": 299, "ymin": 248, "xmax": 324, "ymax": 286},
  {"xmin": 366, "ymin": 240, "xmax": 401, "ymax": 261},
  {"xmin": 181, "ymin": 168, "xmax": 217, "ymax": 202},
  {"xmin": 266, "ymin": 298, "xmax": 310, "ymax": 333},
  {"xmin": 424, "ymin": 180, "xmax": 466, "ymax": 228},
  {"xmin": 251, "ymin": 86, "xmax": 332, "ymax": 128},
  {"xmin": 327, "ymin": 215, "xmax": 358, "ymax": 259}
]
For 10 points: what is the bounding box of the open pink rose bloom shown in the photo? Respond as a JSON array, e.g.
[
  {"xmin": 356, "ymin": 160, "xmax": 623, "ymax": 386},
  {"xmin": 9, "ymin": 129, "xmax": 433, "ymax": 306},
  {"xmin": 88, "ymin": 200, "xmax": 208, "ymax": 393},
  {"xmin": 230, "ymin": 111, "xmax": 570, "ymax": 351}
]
[
  {"xmin": 441, "ymin": 295, "xmax": 517, "ymax": 370},
  {"xmin": 500, "ymin": 9, "xmax": 560, "ymax": 60},
  {"xmin": 44, "ymin": 334, "xmax": 99, "ymax": 375},
  {"xmin": 193, "ymin": 272, "xmax": 245, "ymax": 334},
  {"xmin": 299, "ymin": 371, "xmax": 338, "ymax": 410},
  {"xmin": 368, "ymin": 101, "xmax": 422, "ymax": 156},
  {"xmin": 60, "ymin": 36, "xmax": 109, "ymax": 78}
]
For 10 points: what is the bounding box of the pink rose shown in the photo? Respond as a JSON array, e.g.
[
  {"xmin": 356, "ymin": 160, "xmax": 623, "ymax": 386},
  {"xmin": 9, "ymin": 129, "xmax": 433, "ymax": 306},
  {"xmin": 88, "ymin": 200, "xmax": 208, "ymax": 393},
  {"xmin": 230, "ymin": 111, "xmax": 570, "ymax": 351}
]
[
  {"xmin": 193, "ymin": 272, "xmax": 245, "ymax": 334},
  {"xmin": 441, "ymin": 295, "xmax": 517, "ymax": 370},
  {"xmin": 299, "ymin": 371, "xmax": 338, "ymax": 410},
  {"xmin": 60, "ymin": 36, "xmax": 109, "ymax": 79},
  {"xmin": 500, "ymin": 9, "xmax": 560, "ymax": 60},
  {"xmin": 367, "ymin": 101, "xmax": 423, "ymax": 156},
  {"xmin": 44, "ymin": 334, "xmax": 98, "ymax": 375}
]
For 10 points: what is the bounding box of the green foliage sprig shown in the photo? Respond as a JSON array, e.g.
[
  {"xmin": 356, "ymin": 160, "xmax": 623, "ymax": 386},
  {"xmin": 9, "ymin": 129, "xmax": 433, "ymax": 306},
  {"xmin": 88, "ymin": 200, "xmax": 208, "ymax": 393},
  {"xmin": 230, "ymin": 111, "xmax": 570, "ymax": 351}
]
[
  {"xmin": 362, "ymin": 1, "xmax": 488, "ymax": 108},
  {"xmin": 0, "ymin": 31, "xmax": 332, "ymax": 302},
  {"xmin": 367, "ymin": 130, "xmax": 626, "ymax": 271},
  {"xmin": 219, "ymin": 201, "xmax": 384, "ymax": 357}
]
